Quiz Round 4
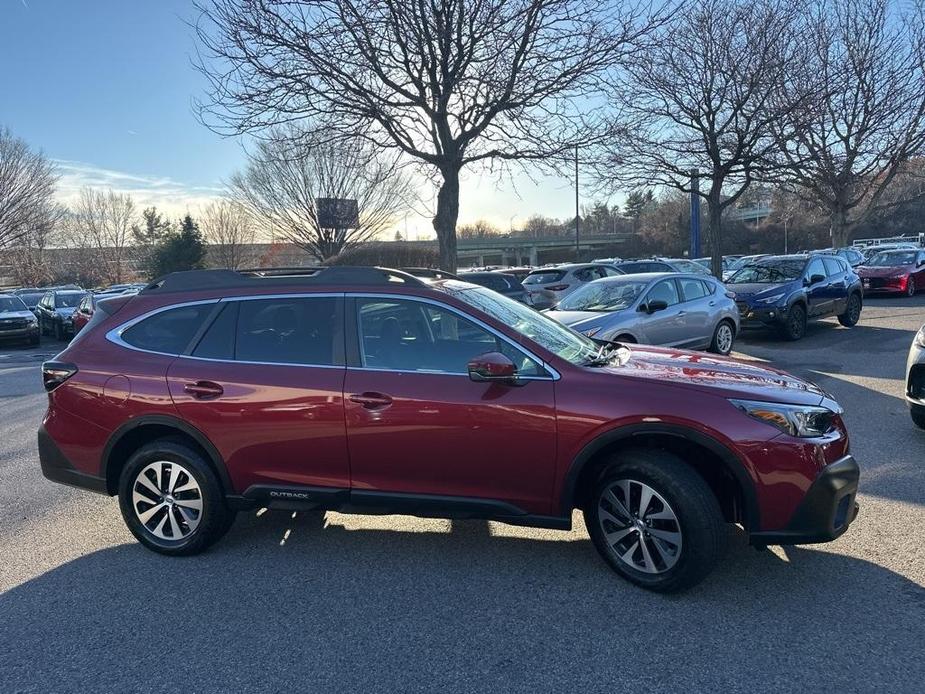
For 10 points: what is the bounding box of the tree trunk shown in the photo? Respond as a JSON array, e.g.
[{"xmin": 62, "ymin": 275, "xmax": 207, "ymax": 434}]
[
  {"xmin": 830, "ymin": 208, "xmax": 849, "ymax": 248},
  {"xmin": 432, "ymin": 166, "xmax": 461, "ymax": 272},
  {"xmin": 707, "ymin": 194, "xmax": 723, "ymax": 279}
]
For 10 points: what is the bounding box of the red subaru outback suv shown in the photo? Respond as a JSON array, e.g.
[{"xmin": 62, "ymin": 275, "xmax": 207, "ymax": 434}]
[{"xmin": 38, "ymin": 267, "xmax": 859, "ymax": 592}]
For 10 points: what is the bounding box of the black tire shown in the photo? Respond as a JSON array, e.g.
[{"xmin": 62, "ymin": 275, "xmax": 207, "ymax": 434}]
[
  {"xmin": 39, "ymin": 317, "xmax": 48, "ymax": 337},
  {"xmin": 837, "ymin": 293, "xmax": 862, "ymax": 327},
  {"xmin": 912, "ymin": 405, "xmax": 925, "ymax": 430},
  {"xmin": 709, "ymin": 319, "xmax": 736, "ymax": 355},
  {"xmin": 583, "ymin": 449, "xmax": 725, "ymax": 593},
  {"xmin": 118, "ymin": 439, "xmax": 235, "ymax": 556},
  {"xmin": 907, "ymin": 276, "xmax": 916, "ymax": 297},
  {"xmin": 615, "ymin": 334, "xmax": 637, "ymax": 344},
  {"xmin": 28, "ymin": 334, "xmax": 39, "ymax": 347},
  {"xmin": 54, "ymin": 321, "xmax": 64, "ymax": 341},
  {"xmin": 780, "ymin": 303, "xmax": 806, "ymax": 341}
]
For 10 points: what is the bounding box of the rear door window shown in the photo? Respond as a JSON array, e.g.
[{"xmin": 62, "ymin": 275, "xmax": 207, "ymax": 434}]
[
  {"xmin": 822, "ymin": 258, "xmax": 843, "ymax": 276},
  {"xmin": 235, "ymin": 297, "xmax": 341, "ymax": 366},
  {"xmin": 121, "ymin": 304, "xmax": 215, "ymax": 355},
  {"xmin": 678, "ymin": 278, "xmax": 709, "ymax": 302},
  {"xmin": 192, "ymin": 302, "xmax": 239, "ymax": 360},
  {"xmin": 524, "ymin": 270, "xmax": 565, "ymax": 286}
]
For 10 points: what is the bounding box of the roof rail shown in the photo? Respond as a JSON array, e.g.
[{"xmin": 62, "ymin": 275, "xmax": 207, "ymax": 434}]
[{"xmin": 140, "ymin": 266, "xmax": 428, "ymax": 294}]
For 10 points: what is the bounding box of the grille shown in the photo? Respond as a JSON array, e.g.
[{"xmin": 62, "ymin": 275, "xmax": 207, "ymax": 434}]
[{"xmin": 0, "ymin": 319, "xmax": 28, "ymax": 330}]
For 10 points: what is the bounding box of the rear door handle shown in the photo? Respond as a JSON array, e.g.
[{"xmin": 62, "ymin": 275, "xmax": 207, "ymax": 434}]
[
  {"xmin": 349, "ymin": 392, "xmax": 393, "ymax": 409},
  {"xmin": 183, "ymin": 381, "xmax": 224, "ymax": 400}
]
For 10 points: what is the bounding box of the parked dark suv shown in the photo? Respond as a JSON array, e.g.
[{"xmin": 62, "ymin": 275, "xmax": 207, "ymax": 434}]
[
  {"xmin": 726, "ymin": 254, "xmax": 863, "ymax": 340},
  {"xmin": 35, "ymin": 289, "xmax": 86, "ymax": 340},
  {"xmin": 39, "ymin": 267, "xmax": 860, "ymax": 592}
]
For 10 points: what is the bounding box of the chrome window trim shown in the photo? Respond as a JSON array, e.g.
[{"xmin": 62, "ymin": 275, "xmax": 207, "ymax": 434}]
[
  {"xmin": 350, "ymin": 292, "xmax": 560, "ymax": 381},
  {"xmin": 177, "ymin": 354, "xmax": 345, "ymax": 370},
  {"xmin": 105, "ymin": 298, "xmax": 221, "ymax": 357}
]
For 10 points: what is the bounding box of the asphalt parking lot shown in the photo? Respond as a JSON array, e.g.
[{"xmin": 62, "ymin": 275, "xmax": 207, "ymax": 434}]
[{"xmin": 1, "ymin": 298, "xmax": 924, "ymax": 693}]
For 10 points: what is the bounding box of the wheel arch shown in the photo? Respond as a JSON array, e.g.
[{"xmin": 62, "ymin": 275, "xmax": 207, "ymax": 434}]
[
  {"xmin": 560, "ymin": 423, "xmax": 760, "ymax": 530},
  {"xmin": 101, "ymin": 415, "xmax": 233, "ymax": 496}
]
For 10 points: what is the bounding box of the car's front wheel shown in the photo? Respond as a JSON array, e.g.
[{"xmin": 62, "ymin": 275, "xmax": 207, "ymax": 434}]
[
  {"xmin": 838, "ymin": 293, "xmax": 862, "ymax": 327},
  {"xmin": 118, "ymin": 440, "xmax": 235, "ymax": 556},
  {"xmin": 780, "ymin": 303, "xmax": 806, "ymax": 341},
  {"xmin": 912, "ymin": 404, "xmax": 925, "ymax": 430},
  {"xmin": 583, "ymin": 449, "xmax": 724, "ymax": 592},
  {"xmin": 709, "ymin": 319, "xmax": 735, "ymax": 355}
]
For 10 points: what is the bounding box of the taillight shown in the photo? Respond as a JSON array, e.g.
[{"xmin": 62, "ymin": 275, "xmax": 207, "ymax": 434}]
[
  {"xmin": 42, "ymin": 361, "xmax": 78, "ymax": 392},
  {"xmin": 547, "ymin": 284, "xmax": 570, "ymax": 291}
]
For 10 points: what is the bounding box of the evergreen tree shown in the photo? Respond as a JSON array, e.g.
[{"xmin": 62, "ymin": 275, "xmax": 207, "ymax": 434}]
[{"xmin": 149, "ymin": 214, "xmax": 206, "ymax": 278}]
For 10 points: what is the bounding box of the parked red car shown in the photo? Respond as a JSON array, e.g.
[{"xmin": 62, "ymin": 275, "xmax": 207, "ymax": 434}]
[
  {"xmin": 857, "ymin": 248, "xmax": 925, "ymax": 296},
  {"xmin": 39, "ymin": 267, "xmax": 859, "ymax": 592}
]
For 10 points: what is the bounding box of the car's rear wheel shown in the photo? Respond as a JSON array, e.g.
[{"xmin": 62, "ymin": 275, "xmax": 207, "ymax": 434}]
[
  {"xmin": 780, "ymin": 303, "xmax": 806, "ymax": 341},
  {"xmin": 912, "ymin": 405, "xmax": 925, "ymax": 430},
  {"xmin": 583, "ymin": 449, "xmax": 724, "ymax": 593},
  {"xmin": 118, "ymin": 440, "xmax": 235, "ymax": 556},
  {"xmin": 838, "ymin": 293, "xmax": 862, "ymax": 327},
  {"xmin": 709, "ymin": 320, "xmax": 735, "ymax": 355},
  {"xmin": 907, "ymin": 277, "xmax": 916, "ymax": 297}
]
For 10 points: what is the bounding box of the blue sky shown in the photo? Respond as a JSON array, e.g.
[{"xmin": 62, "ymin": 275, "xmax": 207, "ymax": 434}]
[{"xmin": 1, "ymin": 0, "xmax": 584, "ymax": 237}]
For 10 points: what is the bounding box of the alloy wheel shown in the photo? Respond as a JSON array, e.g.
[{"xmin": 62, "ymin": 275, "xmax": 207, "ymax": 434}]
[
  {"xmin": 597, "ymin": 479, "xmax": 683, "ymax": 574},
  {"xmin": 132, "ymin": 460, "xmax": 203, "ymax": 541},
  {"xmin": 715, "ymin": 323, "xmax": 734, "ymax": 354}
]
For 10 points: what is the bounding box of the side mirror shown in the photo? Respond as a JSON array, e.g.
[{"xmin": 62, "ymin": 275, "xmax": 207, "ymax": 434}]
[
  {"xmin": 811, "ymin": 273, "xmax": 826, "ymax": 285},
  {"xmin": 468, "ymin": 351, "xmax": 519, "ymax": 385},
  {"xmin": 641, "ymin": 299, "xmax": 669, "ymax": 314}
]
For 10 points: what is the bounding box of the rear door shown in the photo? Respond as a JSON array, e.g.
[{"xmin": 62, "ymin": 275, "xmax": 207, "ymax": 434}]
[
  {"xmin": 166, "ymin": 294, "xmax": 350, "ymax": 495},
  {"xmin": 675, "ymin": 277, "xmax": 713, "ymax": 347},
  {"xmin": 823, "ymin": 257, "xmax": 849, "ymax": 314}
]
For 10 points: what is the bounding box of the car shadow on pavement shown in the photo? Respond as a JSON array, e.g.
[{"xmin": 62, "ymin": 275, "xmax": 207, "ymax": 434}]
[{"xmin": 1, "ymin": 512, "xmax": 923, "ymax": 692}]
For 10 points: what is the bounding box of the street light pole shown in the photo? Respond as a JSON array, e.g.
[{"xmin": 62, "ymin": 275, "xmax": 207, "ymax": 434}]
[{"xmin": 574, "ymin": 144, "xmax": 580, "ymax": 260}]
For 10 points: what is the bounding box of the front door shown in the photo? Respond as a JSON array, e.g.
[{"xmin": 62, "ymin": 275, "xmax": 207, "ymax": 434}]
[
  {"xmin": 804, "ymin": 257, "xmax": 831, "ymax": 316},
  {"xmin": 638, "ymin": 278, "xmax": 687, "ymax": 347},
  {"xmin": 343, "ymin": 296, "xmax": 557, "ymax": 515},
  {"xmin": 166, "ymin": 295, "xmax": 350, "ymax": 494}
]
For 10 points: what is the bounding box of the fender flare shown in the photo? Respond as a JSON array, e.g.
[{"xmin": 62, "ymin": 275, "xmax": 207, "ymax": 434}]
[
  {"xmin": 101, "ymin": 414, "xmax": 234, "ymax": 494},
  {"xmin": 559, "ymin": 422, "xmax": 760, "ymax": 530}
]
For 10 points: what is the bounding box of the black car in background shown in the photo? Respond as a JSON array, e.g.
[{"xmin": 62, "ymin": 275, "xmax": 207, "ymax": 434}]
[
  {"xmin": 458, "ymin": 271, "xmax": 531, "ymax": 303},
  {"xmin": 11, "ymin": 288, "xmax": 46, "ymax": 314},
  {"xmin": 35, "ymin": 289, "xmax": 86, "ymax": 340}
]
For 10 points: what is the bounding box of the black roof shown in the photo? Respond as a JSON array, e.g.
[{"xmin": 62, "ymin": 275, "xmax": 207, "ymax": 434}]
[{"xmin": 140, "ymin": 267, "xmax": 429, "ymax": 294}]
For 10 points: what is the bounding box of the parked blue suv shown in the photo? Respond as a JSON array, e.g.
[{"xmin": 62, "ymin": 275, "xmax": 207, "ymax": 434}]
[{"xmin": 726, "ymin": 254, "xmax": 863, "ymax": 340}]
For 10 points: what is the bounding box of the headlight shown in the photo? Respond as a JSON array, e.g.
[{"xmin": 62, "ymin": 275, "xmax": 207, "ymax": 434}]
[
  {"xmin": 583, "ymin": 327, "xmax": 602, "ymax": 338},
  {"xmin": 915, "ymin": 325, "xmax": 925, "ymax": 349},
  {"xmin": 730, "ymin": 399, "xmax": 839, "ymax": 437},
  {"xmin": 756, "ymin": 293, "xmax": 784, "ymax": 305}
]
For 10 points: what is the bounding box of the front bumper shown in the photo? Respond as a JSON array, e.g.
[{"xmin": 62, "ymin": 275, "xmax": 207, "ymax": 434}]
[
  {"xmin": 0, "ymin": 325, "xmax": 39, "ymax": 340},
  {"xmin": 750, "ymin": 455, "xmax": 860, "ymax": 545},
  {"xmin": 38, "ymin": 424, "xmax": 108, "ymax": 494},
  {"xmin": 737, "ymin": 303, "xmax": 790, "ymax": 328},
  {"xmin": 907, "ymin": 340, "xmax": 925, "ymax": 407}
]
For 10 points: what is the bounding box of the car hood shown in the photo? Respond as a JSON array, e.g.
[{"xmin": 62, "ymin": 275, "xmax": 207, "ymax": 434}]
[
  {"xmin": 601, "ymin": 344, "xmax": 829, "ymax": 406},
  {"xmin": 857, "ymin": 264, "xmax": 912, "ymax": 277},
  {"xmin": 726, "ymin": 282, "xmax": 792, "ymax": 302},
  {"xmin": 0, "ymin": 310, "xmax": 35, "ymax": 320},
  {"xmin": 546, "ymin": 309, "xmax": 634, "ymax": 335}
]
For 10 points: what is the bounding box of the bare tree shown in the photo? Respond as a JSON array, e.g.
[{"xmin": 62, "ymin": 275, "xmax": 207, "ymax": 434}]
[
  {"xmin": 228, "ymin": 126, "xmax": 413, "ymax": 261},
  {"xmin": 0, "ymin": 126, "xmax": 58, "ymax": 249},
  {"xmin": 5, "ymin": 204, "xmax": 65, "ymax": 286},
  {"xmin": 457, "ymin": 219, "xmax": 502, "ymax": 239},
  {"xmin": 603, "ymin": 0, "xmax": 807, "ymax": 277},
  {"xmin": 200, "ymin": 199, "xmax": 257, "ymax": 269},
  {"xmin": 770, "ymin": 0, "xmax": 925, "ymax": 247},
  {"xmin": 70, "ymin": 188, "xmax": 137, "ymax": 284},
  {"xmin": 195, "ymin": 0, "xmax": 669, "ymax": 271}
]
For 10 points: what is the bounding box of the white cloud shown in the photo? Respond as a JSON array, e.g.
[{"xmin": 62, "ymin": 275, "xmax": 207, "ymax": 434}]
[{"xmin": 53, "ymin": 159, "xmax": 226, "ymax": 218}]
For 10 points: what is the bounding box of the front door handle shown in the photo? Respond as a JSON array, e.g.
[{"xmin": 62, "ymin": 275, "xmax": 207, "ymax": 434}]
[
  {"xmin": 349, "ymin": 392, "xmax": 393, "ymax": 409},
  {"xmin": 183, "ymin": 381, "xmax": 224, "ymax": 400}
]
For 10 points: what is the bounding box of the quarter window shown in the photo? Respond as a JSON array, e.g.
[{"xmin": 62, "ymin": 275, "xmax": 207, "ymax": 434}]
[
  {"xmin": 356, "ymin": 298, "xmax": 541, "ymax": 375},
  {"xmin": 121, "ymin": 304, "xmax": 214, "ymax": 354},
  {"xmin": 192, "ymin": 302, "xmax": 238, "ymax": 360}
]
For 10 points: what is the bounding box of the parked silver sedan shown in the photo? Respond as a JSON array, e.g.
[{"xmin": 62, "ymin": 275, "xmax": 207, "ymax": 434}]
[
  {"xmin": 521, "ymin": 263, "xmax": 623, "ymax": 309},
  {"xmin": 545, "ymin": 272, "xmax": 741, "ymax": 355}
]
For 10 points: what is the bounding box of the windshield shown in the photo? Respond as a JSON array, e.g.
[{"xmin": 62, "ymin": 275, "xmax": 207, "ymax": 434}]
[
  {"xmin": 14, "ymin": 292, "xmax": 43, "ymax": 306},
  {"xmin": 867, "ymin": 251, "xmax": 917, "ymax": 266},
  {"xmin": 446, "ymin": 284, "xmax": 600, "ymax": 365},
  {"xmin": 523, "ymin": 270, "xmax": 565, "ymax": 286},
  {"xmin": 558, "ymin": 279, "xmax": 649, "ymax": 312},
  {"xmin": 728, "ymin": 260, "xmax": 805, "ymax": 284},
  {"xmin": 0, "ymin": 297, "xmax": 29, "ymax": 312},
  {"xmin": 56, "ymin": 293, "xmax": 84, "ymax": 308}
]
